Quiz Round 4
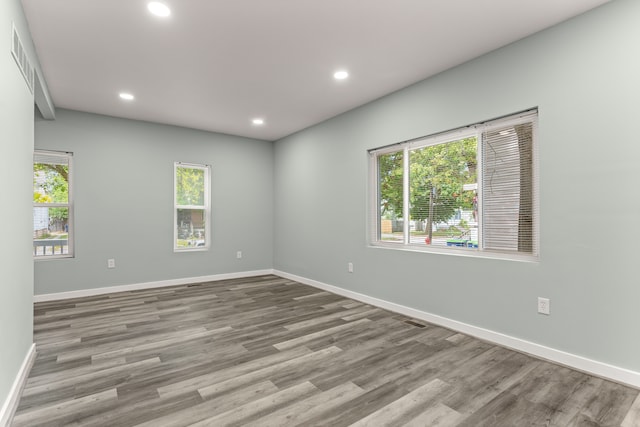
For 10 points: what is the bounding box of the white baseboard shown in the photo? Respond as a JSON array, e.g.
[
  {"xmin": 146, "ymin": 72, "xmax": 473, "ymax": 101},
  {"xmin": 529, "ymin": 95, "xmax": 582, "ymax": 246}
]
[
  {"xmin": 33, "ymin": 269, "xmax": 275, "ymax": 303},
  {"xmin": 273, "ymin": 270, "xmax": 640, "ymax": 390},
  {"xmin": 0, "ymin": 344, "xmax": 35, "ymax": 427}
]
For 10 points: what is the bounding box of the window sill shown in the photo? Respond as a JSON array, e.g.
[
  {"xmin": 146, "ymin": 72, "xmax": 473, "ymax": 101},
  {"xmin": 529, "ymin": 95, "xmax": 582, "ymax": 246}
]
[
  {"xmin": 34, "ymin": 255, "xmax": 74, "ymax": 261},
  {"xmin": 368, "ymin": 241, "xmax": 538, "ymax": 263},
  {"xmin": 174, "ymin": 247, "xmax": 210, "ymax": 253}
]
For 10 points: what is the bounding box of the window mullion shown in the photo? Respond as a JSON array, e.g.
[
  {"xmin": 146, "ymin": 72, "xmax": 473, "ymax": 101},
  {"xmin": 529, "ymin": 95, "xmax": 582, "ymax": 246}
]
[
  {"xmin": 403, "ymin": 147, "xmax": 410, "ymax": 245},
  {"xmin": 476, "ymin": 131, "xmax": 483, "ymax": 251},
  {"xmin": 176, "ymin": 204, "xmax": 205, "ymax": 210},
  {"xmin": 33, "ymin": 204, "xmax": 69, "ymax": 208}
]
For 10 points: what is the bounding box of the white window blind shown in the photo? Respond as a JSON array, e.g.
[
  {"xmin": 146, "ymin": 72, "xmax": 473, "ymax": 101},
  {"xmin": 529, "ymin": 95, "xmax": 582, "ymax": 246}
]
[{"xmin": 482, "ymin": 116, "xmax": 537, "ymax": 255}]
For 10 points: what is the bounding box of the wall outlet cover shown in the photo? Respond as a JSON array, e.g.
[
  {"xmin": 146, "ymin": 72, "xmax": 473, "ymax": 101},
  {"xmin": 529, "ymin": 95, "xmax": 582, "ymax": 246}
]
[{"xmin": 538, "ymin": 297, "xmax": 550, "ymax": 315}]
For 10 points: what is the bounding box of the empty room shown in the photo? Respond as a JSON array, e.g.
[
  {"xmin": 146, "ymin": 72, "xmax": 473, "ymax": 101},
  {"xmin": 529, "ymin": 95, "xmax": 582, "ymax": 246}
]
[{"xmin": 2, "ymin": 0, "xmax": 640, "ymax": 425}]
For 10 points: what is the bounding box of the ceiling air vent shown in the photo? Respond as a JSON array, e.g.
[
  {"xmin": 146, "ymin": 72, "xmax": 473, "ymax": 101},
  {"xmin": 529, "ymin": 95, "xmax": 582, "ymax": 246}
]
[{"xmin": 11, "ymin": 23, "xmax": 34, "ymax": 94}]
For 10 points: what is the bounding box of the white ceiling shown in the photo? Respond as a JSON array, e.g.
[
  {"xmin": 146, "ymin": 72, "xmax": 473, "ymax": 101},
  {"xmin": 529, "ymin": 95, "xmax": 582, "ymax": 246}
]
[{"xmin": 22, "ymin": 0, "xmax": 611, "ymax": 141}]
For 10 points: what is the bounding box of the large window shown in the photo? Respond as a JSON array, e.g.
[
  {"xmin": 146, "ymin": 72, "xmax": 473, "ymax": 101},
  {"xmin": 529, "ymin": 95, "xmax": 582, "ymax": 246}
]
[
  {"xmin": 33, "ymin": 150, "xmax": 73, "ymax": 258},
  {"xmin": 370, "ymin": 110, "xmax": 538, "ymax": 260},
  {"xmin": 174, "ymin": 162, "xmax": 210, "ymax": 251}
]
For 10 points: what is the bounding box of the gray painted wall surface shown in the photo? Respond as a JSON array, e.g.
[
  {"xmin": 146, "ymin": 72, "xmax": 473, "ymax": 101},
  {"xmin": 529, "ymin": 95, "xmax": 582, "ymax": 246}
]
[
  {"xmin": 34, "ymin": 110, "xmax": 274, "ymax": 294},
  {"xmin": 274, "ymin": 0, "xmax": 640, "ymax": 372},
  {"xmin": 0, "ymin": 0, "xmax": 38, "ymax": 410}
]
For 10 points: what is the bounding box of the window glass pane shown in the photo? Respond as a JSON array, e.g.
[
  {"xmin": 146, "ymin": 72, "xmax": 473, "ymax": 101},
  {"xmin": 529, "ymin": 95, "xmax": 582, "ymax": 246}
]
[
  {"xmin": 409, "ymin": 137, "xmax": 477, "ymax": 248},
  {"xmin": 176, "ymin": 208, "xmax": 206, "ymax": 248},
  {"xmin": 33, "ymin": 207, "xmax": 69, "ymax": 256},
  {"xmin": 176, "ymin": 166, "xmax": 205, "ymax": 206},
  {"xmin": 378, "ymin": 151, "xmax": 404, "ymax": 243},
  {"xmin": 34, "ymin": 160, "xmax": 69, "ymax": 203}
]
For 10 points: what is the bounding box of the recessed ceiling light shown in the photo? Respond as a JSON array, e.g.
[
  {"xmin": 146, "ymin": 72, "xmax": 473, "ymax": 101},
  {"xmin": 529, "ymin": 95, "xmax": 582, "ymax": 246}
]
[
  {"xmin": 252, "ymin": 118, "xmax": 264, "ymax": 125},
  {"xmin": 148, "ymin": 2, "xmax": 171, "ymax": 17},
  {"xmin": 334, "ymin": 70, "xmax": 349, "ymax": 80},
  {"xmin": 119, "ymin": 92, "xmax": 134, "ymax": 101}
]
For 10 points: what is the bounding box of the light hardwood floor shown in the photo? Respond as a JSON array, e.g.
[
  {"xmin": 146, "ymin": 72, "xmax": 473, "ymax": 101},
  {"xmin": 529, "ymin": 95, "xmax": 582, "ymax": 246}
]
[{"xmin": 13, "ymin": 275, "xmax": 640, "ymax": 426}]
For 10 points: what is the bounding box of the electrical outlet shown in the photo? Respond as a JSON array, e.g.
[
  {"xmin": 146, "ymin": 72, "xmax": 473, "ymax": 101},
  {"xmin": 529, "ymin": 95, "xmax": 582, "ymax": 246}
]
[
  {"xmin": 107, "ymin": 259, "xmax": 115, "ymax": 269},
  {"xmin": 537, "ymin": 297, "xmax": 550, "ymax": 315},
  {"xmin": 348, "ymin": 262, "xmax": 354, "ymax": 273},
  {"xmin": 236, "ymin": 251, "xmax": 242, "ymax": 259}
]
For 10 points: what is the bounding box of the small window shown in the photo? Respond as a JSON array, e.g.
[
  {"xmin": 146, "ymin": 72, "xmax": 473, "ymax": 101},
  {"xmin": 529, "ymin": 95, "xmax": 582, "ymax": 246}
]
[
  {"xmin": 174, "ymin": 162, "xmax": 211, "ymax": 251},
  {"xmin": 370, "ymin": 110, "xmax": 538, "ymax": 260},
  {"xmin": 33, "ymin": 150, "xmax": 73, "ymax": 258}
]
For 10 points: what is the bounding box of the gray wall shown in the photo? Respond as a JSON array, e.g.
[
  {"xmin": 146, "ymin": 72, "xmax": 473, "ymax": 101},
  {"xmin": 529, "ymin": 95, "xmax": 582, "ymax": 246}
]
[
  {"xmin": 0, "ymin": 0, "xmax": 39, "ymax": 411},
  {"xmin": 274, "ymin": 0, "xmax": 640, "ymax": 372},
  {"xmin": 34, "ymin": 110, "xmax": 274, "ymax": 294}
]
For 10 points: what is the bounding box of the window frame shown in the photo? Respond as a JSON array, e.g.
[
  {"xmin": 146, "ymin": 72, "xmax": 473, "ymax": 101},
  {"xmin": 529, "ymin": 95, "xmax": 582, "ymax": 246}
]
[
  {"xmin": 33, "ymin": 150, "xmax": 74, "ymax": 260},
  {"xmin": 173, "ymin": 162, "xmax": 211, "ymax": 252},
  {"xmin": 369, "ymin": 110, "xmax": 538, "ymax": 262}
]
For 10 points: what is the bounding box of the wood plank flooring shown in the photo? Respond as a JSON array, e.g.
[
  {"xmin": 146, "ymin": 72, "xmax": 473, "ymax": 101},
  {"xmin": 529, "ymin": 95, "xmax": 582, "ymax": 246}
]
[{"xmin": 13, "ymin": 275, "xmax": 640, "ymax": 426}]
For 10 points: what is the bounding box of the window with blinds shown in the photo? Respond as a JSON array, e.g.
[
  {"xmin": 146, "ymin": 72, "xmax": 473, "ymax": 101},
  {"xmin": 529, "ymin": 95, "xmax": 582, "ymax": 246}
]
[{"xmin": 370, "ymin": 109, "xmax": 538, "ymax": 260}]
